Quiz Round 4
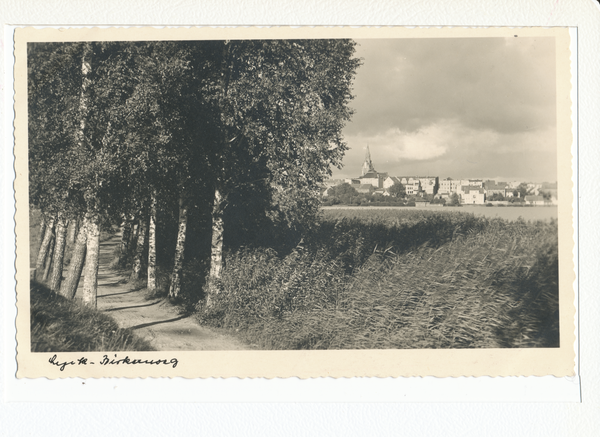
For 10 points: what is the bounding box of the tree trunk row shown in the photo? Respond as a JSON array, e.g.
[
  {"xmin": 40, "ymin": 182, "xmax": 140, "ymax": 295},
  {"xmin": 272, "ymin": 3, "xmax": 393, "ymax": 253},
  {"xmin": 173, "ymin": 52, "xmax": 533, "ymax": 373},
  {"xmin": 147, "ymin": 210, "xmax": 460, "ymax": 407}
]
[
  {"xmin": 32, "ymin": 185, "xmax": 228, "ymax": 308},
  {"xmin": 59, "ymin": 215, "xmax": 88, "ymax": 299}
]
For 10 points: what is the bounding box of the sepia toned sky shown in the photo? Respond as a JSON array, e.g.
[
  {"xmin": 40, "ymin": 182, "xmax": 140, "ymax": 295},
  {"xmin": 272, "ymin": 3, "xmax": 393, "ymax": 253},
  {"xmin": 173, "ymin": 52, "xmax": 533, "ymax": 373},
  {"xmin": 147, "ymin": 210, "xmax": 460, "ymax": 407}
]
[{"xmin": 333, "ymin": 37, "xmax": 558, "ymax": 183}]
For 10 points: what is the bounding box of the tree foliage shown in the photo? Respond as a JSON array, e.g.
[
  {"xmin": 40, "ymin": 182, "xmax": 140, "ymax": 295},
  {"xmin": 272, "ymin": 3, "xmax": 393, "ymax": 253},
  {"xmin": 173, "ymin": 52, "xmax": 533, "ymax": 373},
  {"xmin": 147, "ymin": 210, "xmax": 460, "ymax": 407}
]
[
  {"xmin": 387, "ymin": 182, "xmax": 406, "ymax": 198},
  {"xmin": 448, "ymin": 193, "xmax": 461, "ymax": 206},
  {"xmin": 29, "ymin": 39, "xmax": 361, "ymax": 303},
  {"xmin": 513, "ymin": 183, "xmax": 532, "ymax": 199},
  {"xmin": 327, "ymin": 183, "xmax": 359, "ymax": 198}
]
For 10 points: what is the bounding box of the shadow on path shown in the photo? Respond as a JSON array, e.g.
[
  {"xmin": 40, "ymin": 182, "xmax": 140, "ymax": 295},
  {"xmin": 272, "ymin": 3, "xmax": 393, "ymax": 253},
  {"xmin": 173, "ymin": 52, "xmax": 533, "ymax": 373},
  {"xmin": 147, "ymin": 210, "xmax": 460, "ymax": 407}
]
[
  {"xmin": 103, "ymin": 300, "xmax": 162, "ymax": 312},
  {"xmin": 98, "ymin": 286, "xmax": 146, "ymax": 299},
  {"xmin": 129, "ymin": 316, "xmax": 189, "ymax": 331}
]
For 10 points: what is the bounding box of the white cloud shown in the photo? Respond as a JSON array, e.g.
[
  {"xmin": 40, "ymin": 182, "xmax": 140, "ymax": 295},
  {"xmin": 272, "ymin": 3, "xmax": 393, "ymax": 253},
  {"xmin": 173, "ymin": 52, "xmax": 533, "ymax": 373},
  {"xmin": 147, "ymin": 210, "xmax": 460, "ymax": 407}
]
[
  {"xmin": 377, "ymin": 126, "xmax": 448, "ymax": 161},
  {"xmin": 334, "ymin": 37, "xmax": 558, "ymax": 182}
]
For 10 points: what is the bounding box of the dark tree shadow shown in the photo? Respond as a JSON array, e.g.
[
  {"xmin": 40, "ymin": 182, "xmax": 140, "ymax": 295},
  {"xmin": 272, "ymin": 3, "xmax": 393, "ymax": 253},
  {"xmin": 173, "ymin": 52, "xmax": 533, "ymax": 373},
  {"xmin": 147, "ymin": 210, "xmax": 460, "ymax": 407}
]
[
  {"xmin": 103, "ymin": 300, "xmax": 162, "ymax": 312},
  {"xmin": 129, "ymin": 316, "xmax": 189, "ymax": 331}
]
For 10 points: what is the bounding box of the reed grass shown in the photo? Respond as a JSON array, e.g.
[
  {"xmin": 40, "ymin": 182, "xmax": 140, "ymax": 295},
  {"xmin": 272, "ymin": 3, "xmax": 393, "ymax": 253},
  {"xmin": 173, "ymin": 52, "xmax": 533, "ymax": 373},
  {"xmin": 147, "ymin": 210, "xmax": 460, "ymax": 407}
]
[{"xmin": 197, "ymin": 210, "xmax": 559, "ymax": 349}]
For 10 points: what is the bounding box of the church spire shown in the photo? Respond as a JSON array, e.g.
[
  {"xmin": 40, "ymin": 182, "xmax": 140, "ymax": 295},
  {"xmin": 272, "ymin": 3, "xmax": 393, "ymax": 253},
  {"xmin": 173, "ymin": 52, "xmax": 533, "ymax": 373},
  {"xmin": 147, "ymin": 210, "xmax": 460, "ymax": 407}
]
[{"xmin": 361, "ymin": 145, "xmax": 376, "ymax": 176}]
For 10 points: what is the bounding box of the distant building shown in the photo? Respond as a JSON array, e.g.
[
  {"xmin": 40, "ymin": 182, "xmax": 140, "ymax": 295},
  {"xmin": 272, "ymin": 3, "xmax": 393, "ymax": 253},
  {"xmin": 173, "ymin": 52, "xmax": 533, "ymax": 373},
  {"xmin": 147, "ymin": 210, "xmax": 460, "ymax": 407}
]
[
  {"xmin": 418, "ymin": 176, "xmax": 439, "ymax": 195},
  {"xmin": 414, "ymin": 197, "xmax": 429, "ymax": 208},
  {"xmin": 484, "ymin": 180, "xmax": 509, "ymax": 197},
  {"xmin": 361, "ymin": 145, "xmax": 376, "ymax": 177},
  {"xmin": 400, "ymin": 177, "xmax": 421, "ymax": 196},
  {"xmin": 527, "ymin": 183, "xmax": 543, "ymax": 195},
  {"xmin": 323, "ymin": 146, "xmax": 445, "ymax": 199},
  {"xmin": 468, "ymin": 179, "xmax": 484, "ymax": 188},
  {"xmin": 461, "ymin": 186, "xmax": 486, "ymax": 205},
  {"xmin": 438, "ymin": 178, "xmax": 466, "ymax": 196},
  {"xmin": 524, "ymin": 195, "xmax": 546, "ymax": 206},
  {"xmin": 358, "ymin": 146, "xmax": 387, "ymax": 188},
  {"xmin": 382, "ymin": 176, "xmax": 402, "ymax": 190}
]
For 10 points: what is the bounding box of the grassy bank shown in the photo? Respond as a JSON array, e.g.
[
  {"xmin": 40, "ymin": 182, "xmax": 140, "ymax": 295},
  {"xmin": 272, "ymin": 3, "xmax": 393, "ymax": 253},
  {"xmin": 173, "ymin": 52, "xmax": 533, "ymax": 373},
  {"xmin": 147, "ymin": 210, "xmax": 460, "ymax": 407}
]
[
  {"xmin": 30, "ymin": 281, "xmax": 154, "ymax": 352},
  {"xmin": 197, "ymin": 210, "xmax": 559, "ymax": 349}
]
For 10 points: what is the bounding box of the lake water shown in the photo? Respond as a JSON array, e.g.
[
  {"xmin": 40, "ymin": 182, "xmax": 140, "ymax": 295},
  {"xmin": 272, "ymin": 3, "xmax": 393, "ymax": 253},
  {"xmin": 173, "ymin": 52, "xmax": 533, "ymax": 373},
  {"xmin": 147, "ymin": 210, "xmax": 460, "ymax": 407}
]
[{"xmin": 322, "ymin": 205, "xmax": 559, "ymax": 222}]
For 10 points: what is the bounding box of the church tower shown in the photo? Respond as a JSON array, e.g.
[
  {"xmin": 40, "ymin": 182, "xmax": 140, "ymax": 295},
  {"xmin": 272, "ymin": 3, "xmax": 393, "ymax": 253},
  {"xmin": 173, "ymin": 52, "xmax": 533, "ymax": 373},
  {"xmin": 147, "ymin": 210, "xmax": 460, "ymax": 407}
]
[{"xmin": 361, "ymin": 145, "xmax": 376, "ymax": 176}]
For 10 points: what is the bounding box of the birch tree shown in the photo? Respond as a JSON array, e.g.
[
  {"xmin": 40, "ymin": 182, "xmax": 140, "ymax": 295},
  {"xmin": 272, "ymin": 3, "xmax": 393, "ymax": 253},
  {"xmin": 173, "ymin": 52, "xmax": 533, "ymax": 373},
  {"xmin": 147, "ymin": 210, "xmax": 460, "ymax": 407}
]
[
  {"xmin": 48, "ymin": 216, "xmax": 69, "ymax": 292},
  {"xmin": 59, "ymin": 215, "xmax": 88, "ymax": 299},
  {"xmin": 32, "ymin": 217, "xmax": 54, "ymax": 282},
  {"xmin": 168, "ymin": 195, "xmax": 188, "ymax": 298},
  {"xmin": 147, "ymin": 190, "xmax": 158, "ymax": 292},
  {"xmin": 202, "ymin": 39, "xmax": 360, "ymax": 305}
]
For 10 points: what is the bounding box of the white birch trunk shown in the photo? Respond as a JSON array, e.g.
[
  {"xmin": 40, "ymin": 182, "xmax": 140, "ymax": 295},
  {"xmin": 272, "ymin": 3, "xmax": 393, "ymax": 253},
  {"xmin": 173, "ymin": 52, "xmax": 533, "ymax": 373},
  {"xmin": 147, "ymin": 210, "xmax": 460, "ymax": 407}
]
[
  {"xmin": 38, "ymin": 215, "xmax": 47, "ymax": 256},
  {"xmin": 129, "ymin": 222, "xmax": 139, "ymax": 255},
  {"xmin": 67, "ymin": 218, "xmax": 78, "ymax": 246},
  {"xmin": 42, "ymin": 234, "xmax": 55, "ymax": 282},
  {"xmin": 81, "ymin": 214, "xmax": 100, "ymax": 307},
  {"xmin": 168, "ymin": 195, "xmax": 188, "ymax": 298},
  {"xmin": 116, "ymin": 218, "xmax": 132, "ymax": 266},
  {"xmin": 206, "ymin": 187, "xmax": 226, "ymax": 307},
  {"xmin": 33, "ymin": 217, "xmax": 55, "ymax": 282},
  {"xmin": 130, "ymin": 218, "xmax": 147, "ymax": 281},
  {"xmin": 60, "ymin": 215, "xmax": 88, "ymax": 299},
  {"xmin": 49, "ymin": 216, "xmax": 69, "ymax": 292},
  {"xmin": 209, "ymin": 187, "xmax": 225, "ymax": 281},
  {"xmin": 77, "ymin": 42, "xmax": 92, "ymax": 150},
  {"xmin": 147, "ymin": 191, "xmax": 157, "ymax": 292}
]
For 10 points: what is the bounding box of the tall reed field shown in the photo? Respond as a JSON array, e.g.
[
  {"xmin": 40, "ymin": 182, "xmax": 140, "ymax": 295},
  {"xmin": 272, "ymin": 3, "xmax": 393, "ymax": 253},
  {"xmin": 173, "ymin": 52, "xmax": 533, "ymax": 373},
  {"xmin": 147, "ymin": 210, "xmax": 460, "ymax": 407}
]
[{"xmin": 196, "ymin": 209, "xmax": 559, "ymax": 349}]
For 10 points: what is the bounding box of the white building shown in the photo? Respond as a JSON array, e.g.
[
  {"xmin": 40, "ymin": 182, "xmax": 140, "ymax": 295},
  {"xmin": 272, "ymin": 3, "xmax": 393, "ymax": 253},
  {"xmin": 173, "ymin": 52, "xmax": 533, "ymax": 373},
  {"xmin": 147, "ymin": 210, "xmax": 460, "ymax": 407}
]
[
  {"xmin": 524, "ymin": 195, "xmax": 546, "ymax": 206},
  {"xmin": 468, "ymin": 179, "xmax": 484, "ymax": 188},
  {"xmin": 484, "ymin": 180, "xmax": 509, "ymax": 198},
  {"xmin": 382, "ymin": 176, "xmax": 402, "ymax": 190},
  {"xmin": 461, "ymin": 186, "xmax": 486, "ymax": 204},
  {"xmin": 402, "ymin": 178, "xmax": 421, "ymax": 195},
  {"xmin": 527, "ymin": 183, "xmax": 543, "ymax": 195},
  {"xmin": 418, "ymin": 177, "xmax": 439, "ymax": 195},
  {"xmin": 383, "ymin": 176, "xmax": 422, "ymax": 196},
  {"xmin": 438, "ymin": 178, "xmax": 464, "ymax": 195}
]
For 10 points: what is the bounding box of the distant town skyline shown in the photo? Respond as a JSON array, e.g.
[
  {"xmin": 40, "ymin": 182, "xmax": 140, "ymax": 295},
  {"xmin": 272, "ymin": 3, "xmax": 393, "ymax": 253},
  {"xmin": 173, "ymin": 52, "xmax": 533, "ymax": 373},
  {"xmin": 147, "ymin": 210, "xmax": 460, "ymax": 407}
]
[{"xmin": 333, "ymin": 37, "xmax": 558, "ymax": 183}]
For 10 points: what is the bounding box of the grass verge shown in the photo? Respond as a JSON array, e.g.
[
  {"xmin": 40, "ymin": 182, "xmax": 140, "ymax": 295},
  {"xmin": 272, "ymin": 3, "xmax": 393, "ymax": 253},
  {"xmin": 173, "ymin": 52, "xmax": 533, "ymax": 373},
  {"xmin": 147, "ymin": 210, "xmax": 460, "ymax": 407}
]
[{"xmin": 30, "ymin": 281, "xmax": 154, "ymax": 352}]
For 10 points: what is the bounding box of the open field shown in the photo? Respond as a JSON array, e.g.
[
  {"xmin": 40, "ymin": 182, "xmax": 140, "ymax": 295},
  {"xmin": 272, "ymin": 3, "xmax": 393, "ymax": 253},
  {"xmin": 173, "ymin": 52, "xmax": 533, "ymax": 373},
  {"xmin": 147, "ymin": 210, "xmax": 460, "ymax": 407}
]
[
  {"xmin": 198, "ymin": 210, "xmax": 559, "ymax": 349},
  {"xmin": 323, "ymin": 204, "xmax": 558, "ymax": 222}
]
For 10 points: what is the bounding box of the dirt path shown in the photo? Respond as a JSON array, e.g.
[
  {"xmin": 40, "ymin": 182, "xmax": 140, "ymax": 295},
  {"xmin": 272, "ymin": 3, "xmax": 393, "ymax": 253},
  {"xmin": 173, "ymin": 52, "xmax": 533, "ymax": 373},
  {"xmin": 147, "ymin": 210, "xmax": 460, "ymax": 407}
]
[{"xmin": 74, "ymin": 233, "xmax": 250, "ymax": 351}]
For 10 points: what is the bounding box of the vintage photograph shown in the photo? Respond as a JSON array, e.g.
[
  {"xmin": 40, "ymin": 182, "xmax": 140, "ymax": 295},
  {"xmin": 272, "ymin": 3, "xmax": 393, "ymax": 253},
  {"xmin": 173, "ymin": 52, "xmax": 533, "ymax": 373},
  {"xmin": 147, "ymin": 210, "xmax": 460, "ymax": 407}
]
[{"xmin": 14, "ymin": 26, "xmax": 575, "ymax": 378}]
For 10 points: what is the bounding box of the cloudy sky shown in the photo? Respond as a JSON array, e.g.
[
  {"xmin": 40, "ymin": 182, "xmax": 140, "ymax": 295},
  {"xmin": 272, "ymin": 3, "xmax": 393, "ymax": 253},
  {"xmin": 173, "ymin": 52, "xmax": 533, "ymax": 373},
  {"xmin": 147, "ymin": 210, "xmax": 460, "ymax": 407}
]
[{"xmin": 333, "ymin": 37, "xmax": 557, "ymax": 183}]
